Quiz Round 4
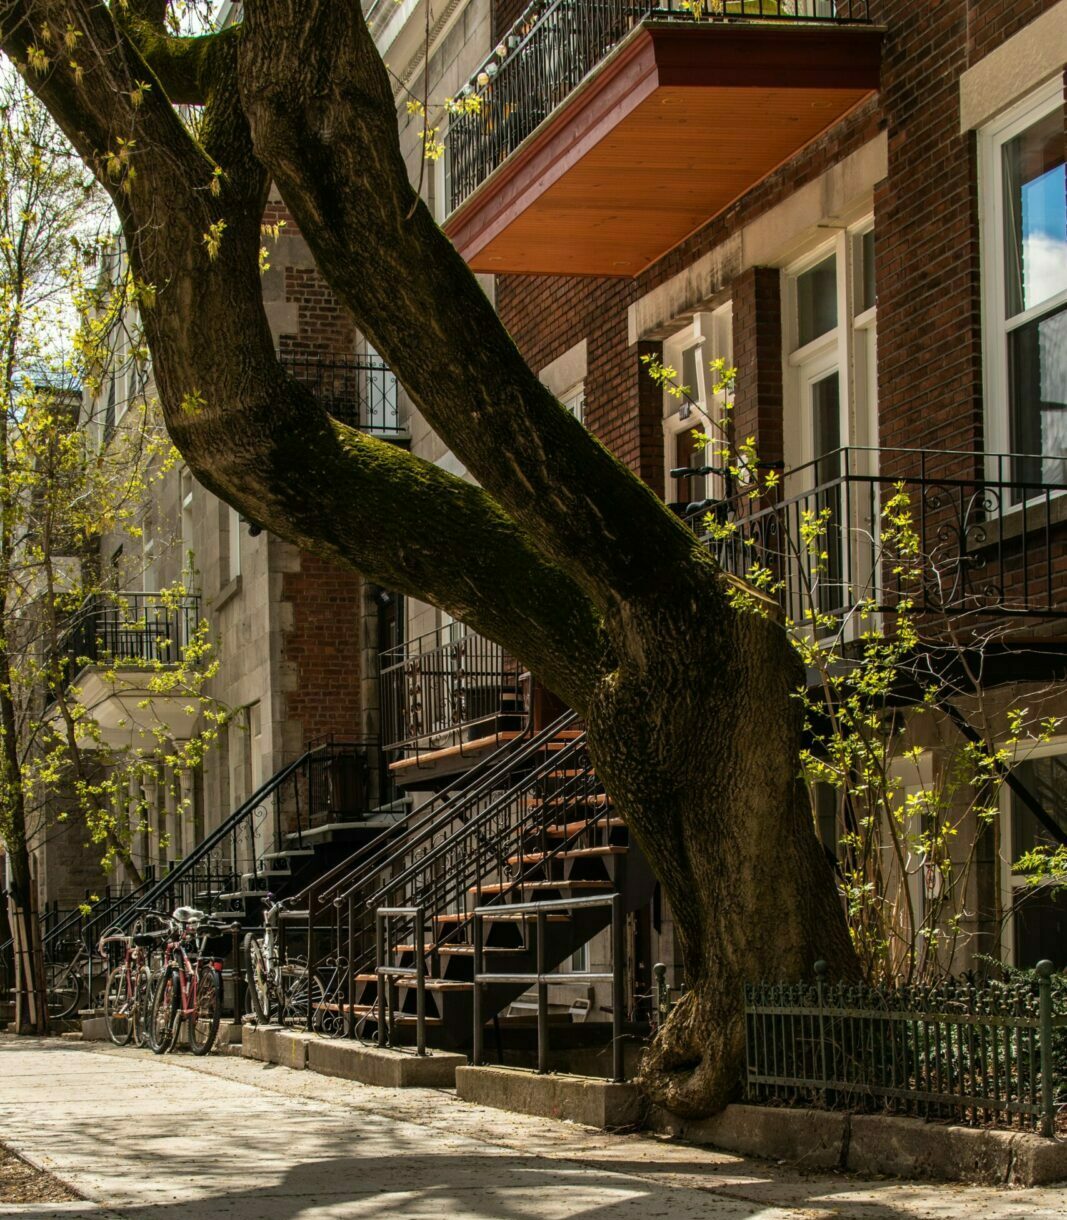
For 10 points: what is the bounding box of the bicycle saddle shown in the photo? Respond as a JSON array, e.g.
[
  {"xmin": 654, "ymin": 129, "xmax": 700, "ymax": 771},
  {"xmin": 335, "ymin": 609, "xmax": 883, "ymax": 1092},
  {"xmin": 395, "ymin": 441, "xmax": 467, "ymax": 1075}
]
[{"xmin": 172, "ymin": 906, "xmax": 205, "ymax": 923}]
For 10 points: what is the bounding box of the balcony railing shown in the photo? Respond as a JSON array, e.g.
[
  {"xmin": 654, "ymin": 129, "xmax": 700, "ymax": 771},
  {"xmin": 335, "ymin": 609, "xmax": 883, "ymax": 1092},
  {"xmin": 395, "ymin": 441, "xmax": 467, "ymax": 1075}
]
[
  {"xmin": 281, "ymin": 352, "xmax": 402, "ymax": 436},
  {"xmin": 53, "ymin": 592, "xmax": 202, "ymax": 692},
  {"xmin": 445, "ymin": 0, "xmax": 872, "ymax": 213},
  {"xmin": 380, "ymin": 626, "xmax": 530, "ymax": 755},
  {"xmin": 689, "ymin": 448, "xmax": 1067, "ymax": 624}
]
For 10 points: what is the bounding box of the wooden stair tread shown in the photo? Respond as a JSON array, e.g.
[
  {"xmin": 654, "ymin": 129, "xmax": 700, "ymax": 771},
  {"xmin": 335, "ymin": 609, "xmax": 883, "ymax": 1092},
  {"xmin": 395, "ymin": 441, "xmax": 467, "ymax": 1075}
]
[
  {"xmin": 395, "ymin": 944, "xmax": 513, "ymax": 955},
  {"xmin": 545, "ymin": 817, "xmax": 626, "ymax": 835},
  {"xmin": 471, "ymin": 880, "xmax": 614, "ymax": 895},
  {"xmin": 389, "ymin": 730, "xmax": 523, "ymax": 773},
  {"xmin": 434, "ymin": 912, "xmax": 569, "ymax": 923},
  {"xmin": 506, "ymin": 847, "xmax": 626, "ymax": 865},
  {"xmin": 528, "ymin": 793, "xmax": 609, "ymax": 807}
]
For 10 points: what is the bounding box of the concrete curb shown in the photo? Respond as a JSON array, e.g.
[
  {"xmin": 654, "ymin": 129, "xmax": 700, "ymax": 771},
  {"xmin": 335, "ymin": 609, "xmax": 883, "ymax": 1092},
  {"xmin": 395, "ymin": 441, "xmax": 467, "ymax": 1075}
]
[
  {"xmin": 456, "ymin": 1065, "xmax": 643, "ymax": 1129},
  {"xmin": 307, "ymin": 1039, "xmax": 464, "ymax": 1087},
  {"xmin": 649, "ymin": 1104, "xmax": 1067, "ymax": 1186}
]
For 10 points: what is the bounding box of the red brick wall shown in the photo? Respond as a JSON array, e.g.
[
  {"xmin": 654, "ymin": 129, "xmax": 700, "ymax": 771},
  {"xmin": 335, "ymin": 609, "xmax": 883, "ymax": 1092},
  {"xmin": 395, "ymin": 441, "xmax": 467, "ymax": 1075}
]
[
  {"xmin": 263, "ymin": 198, "xmax": 357, "ymax": 359},
  {"xmin": 490, "ymin": 0, "xmax": 1063, "ymax": 494},
  {"xmin": 264, "ymin": 198, "xmax": 365, "ymax": 744},
  {"xmin": 281, "ymin": 552, "xmax": 364, "ymax": 745}
]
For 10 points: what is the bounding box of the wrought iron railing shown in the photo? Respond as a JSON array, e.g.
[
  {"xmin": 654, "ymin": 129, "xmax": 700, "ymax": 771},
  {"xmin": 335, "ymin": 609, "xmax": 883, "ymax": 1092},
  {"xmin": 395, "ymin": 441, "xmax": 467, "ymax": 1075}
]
[
  {"xmin": 52, "ymin": 592, "xmax": 202, "ymax": 693},
  {"xmin": 745, "ymin": 961, "xmax": 1066, "ymax": 1135},
  {"xmin": 284, "ymin": 714, "xmax": 605, "ymax": 1030},
  {"xmin": 689, "ymin": 447, "xmax": 1067, "ymax": 623},
  {"xmin": 445, "ymin": 0, "xmax": 872, "ymax": 212},
  {"xmin": 380, "ymin": 626, "xmax": 529, "ymax": 755},
  {"xmin": 281, "ymin": 352, "xmax": 402, "ymax": 436},
  {"xmin": 103, "ymin": 739, "xmax": 373, "ymax": 930},
  {"xmin": 303, "ymin": 717, "xmax": 629, "ymax": 1039},
  {"xmin": 0, "ymin": 872, "xmax": 158, "ymax": 1004}
]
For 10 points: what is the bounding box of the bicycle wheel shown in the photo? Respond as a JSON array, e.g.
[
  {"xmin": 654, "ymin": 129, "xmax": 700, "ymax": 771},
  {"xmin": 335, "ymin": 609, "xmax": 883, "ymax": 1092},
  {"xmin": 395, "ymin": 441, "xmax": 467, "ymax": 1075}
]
[
  {"xmin": 104, "ymin": 965, "xmax": 135, "ymax": 1046},
  {"xmin": 149, "ymin": 969, "xmax": 179, "ymax": 1054},
  {"xmin": 244, "ymin": 932, "xmax": 275, "ymax": 1024},
  {"xmin": 187, "ymin": 965, "xmax": 221, "ymax": 1056},
  {"xmin": 46, "ymin": 961, "xmax": 83, "ymax": 1021},
  {"xmin": 281, "ymin": 967, "xmax": 325, "ymax": 1028},
  {"xmin": 132, "ymin": 966, "xmax": 153, "ymax": 1048}
]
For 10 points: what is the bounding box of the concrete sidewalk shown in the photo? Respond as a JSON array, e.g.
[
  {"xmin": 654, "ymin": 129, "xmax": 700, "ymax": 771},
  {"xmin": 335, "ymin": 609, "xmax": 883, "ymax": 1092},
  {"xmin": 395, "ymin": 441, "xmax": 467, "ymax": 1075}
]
[{"xmin": 0, "ymin": 1039, "xmax": 1064, "ymax": 1219}]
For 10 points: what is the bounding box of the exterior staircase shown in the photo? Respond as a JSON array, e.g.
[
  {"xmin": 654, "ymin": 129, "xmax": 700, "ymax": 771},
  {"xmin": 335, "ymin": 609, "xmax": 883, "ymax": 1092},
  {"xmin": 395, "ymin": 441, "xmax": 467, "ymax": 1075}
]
[{"xmin": 295, "ymin": 714, "xmax": 650, "ymax": 1051}]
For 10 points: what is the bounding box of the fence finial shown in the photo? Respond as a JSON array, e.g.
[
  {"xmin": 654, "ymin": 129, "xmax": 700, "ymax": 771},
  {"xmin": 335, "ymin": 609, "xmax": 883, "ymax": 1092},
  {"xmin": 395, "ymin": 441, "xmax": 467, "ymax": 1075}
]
[{"xmin": 814, "ymin": 959, "xmax": 828, "ymax": 978}]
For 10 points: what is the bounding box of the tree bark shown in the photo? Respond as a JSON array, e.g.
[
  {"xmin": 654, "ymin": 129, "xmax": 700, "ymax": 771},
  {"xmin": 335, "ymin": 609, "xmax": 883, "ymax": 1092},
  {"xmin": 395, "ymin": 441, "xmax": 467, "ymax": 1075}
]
[{"xmin": 0, "ymin": 0, "xmax": 860, "ymax": 1111}]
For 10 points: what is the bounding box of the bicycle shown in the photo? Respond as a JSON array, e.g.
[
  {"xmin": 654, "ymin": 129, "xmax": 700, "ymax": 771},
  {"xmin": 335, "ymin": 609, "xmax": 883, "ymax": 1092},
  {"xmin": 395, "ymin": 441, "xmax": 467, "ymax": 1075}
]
[
  {"xmin": 44, "ymin": 942, "xmax": 85, "ymax": 1021},
  {"xmin": 244, "ymin": 895, "xmax": 326, "ymax": 1029},
  {"xmin": 98, "ymin": 913, "xmax": 170, "ymax": 1047},
  {"xmin": 149, "ymin": 908, "xmax": 237, "ymax": 1056}
]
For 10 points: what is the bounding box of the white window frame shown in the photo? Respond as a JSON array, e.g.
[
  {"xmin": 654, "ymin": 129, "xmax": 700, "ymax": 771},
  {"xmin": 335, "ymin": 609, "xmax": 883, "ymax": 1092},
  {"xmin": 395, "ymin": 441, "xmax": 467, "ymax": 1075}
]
[
  {"xmin": 783, "ymin": 221, "xmax": 879, "ymax": 627},
  {"xmin": 180, "ymin": 468, "xmax": 196, "ymax": 587},
  {"xmin": 662, "ymin": 305, "xmax": 732, "ymax": 506},
  {"xmin": 979, "ymin": 78, "xmax": 1067, "ymax": 478},
  {"xmin": 228, "ymin": 504, "xmax": 242, "ymax": 582},
  {"xmin": 559, "ymin": 380, "xmax": 586, "ymax": 425}
]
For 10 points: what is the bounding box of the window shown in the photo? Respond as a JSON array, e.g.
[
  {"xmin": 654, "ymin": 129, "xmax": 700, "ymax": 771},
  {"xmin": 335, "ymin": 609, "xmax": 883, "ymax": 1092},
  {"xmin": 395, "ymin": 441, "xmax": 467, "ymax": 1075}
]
[
  {"xmin": 662, "ymin": 306, "xmax": 732, "ymax": 510},
  {"xmin": 219, "ymin": 500, "xmax": 242, "ymax": 588},
  {"xmin": 981, "ymin": 81, "xmax": 1067, "ymax": 493},
  {"xmin": 784, "ymin": 223, "xmax": 878, "ymax": 622},
  {"xmin": 1005, "ymin": 749, "xmax": 1067, "ymax": 969},
  {"xmin": 180, "ymin": 469, "xmax": 196, "ymax": 586},
  {"xmin": 560, "ymin": 381, "xmax": 585, "ymax": 425},
  {"xmin": 228, "ymin": 505, "xmax": 242, "ymax": 582},
  {"xmin": 141, "ymin": 524, "xmax": 158, "ymax": 594}
]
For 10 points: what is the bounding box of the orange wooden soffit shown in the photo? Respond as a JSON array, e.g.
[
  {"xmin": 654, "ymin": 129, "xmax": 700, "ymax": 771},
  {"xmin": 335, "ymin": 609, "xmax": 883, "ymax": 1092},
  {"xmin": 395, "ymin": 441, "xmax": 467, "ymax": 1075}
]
[{"xmin": 443, "ymin": 23, "xmax": 882, "ymax": 278}]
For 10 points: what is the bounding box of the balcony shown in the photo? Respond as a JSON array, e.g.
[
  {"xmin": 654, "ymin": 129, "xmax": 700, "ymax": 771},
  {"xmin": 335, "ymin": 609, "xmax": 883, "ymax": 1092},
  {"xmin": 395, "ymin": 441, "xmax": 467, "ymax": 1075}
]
[
  {"xmin": 692, "ymin": 448, "xmax": 1067, "ymax": 641},
  {"xmin": 280, "ymin": 352, "xmax": 405, "ymax": 438},
  {"xmin": 380, "ymin": 626, "xmax": 531, "ymax": 779},
  {"xmin": 443, "ymin": 1, "xmax": 880, "ymax": 277},
  {"xmin": 50, "ymin": 592, "xmax": 203, "ymax": 747}
]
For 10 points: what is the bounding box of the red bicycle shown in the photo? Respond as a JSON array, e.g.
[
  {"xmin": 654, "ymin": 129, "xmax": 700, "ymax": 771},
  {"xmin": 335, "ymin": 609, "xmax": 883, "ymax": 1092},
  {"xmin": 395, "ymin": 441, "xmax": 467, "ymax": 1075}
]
[
  {"xmin": 148, "ymin": 908, "xmax": 236, "ymax": 1056},
  {"xmin": 99, "ymin": 912, "xmax": 170, "ymax": 1047}
]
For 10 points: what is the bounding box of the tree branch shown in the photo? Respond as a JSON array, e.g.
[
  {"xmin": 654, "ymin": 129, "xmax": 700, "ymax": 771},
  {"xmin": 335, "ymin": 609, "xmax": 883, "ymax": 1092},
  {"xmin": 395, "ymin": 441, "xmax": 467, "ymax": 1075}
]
[
  {"xmin": 0, "ymin": 0, "xmax": 605, "ymax": 709},
  {"xmin": 237, "ymin": 0, "xmax": 707, "ymax": 621}
]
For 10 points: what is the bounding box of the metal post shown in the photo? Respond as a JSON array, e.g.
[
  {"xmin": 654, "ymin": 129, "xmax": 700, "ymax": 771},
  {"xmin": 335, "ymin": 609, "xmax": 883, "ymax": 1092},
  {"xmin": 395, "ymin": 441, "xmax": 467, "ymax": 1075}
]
[
  {"xmin": 653, "ymin": 962, "xmax": 668, "ymax": 1026},
  {"xmin": 346, "ymin": 895, "xmax": 355, "ymax": 1041},
  {"xmin": 1036, "ymin": 960, "xmax": 1055, "ymax": 1138},
  {"xmin": 305, "ymin": 895, "xmax": 316, "ymax": 1032},
  {"xmin": 375, "ymin": 912, "xmax": 386, "ymax": 1048},
  {"xmin": 472, "ymin": 911, "xmax": 483, "ymax": 1066},
  {"xmin": 415, "ymin": 907, "xmax": 426, "ymax": 1057},
  {"xmin": 536, "ymin": 908, "xmax": 548, "ymax": 1074},
  {"xmin": 611, "ymin": 892, "xmax": 624, "ymax": 1083},
  {"xmin": 814, "ymin": 960, "xmax": 829, "ymax": 1101}
]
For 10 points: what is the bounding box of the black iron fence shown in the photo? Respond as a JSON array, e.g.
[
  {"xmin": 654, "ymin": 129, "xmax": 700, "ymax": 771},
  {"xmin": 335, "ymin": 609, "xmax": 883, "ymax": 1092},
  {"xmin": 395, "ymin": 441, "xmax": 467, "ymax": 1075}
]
[
  {"xmin": 380, "ymin": 626, "xmax": 529, "ymax": 755},
  {"xmin": 689, "ymin": 447, "xmax": 1067, "ymax": 623},
  {"xmin": 53, "ymin": 592, "xmax": 202, "ymax": 693},
  {"xmin": 445, "ymin": 0, "xmax": 872, "ymax": 212},
  {"xmin": 281, "ymin": 353, "xmax": 401, "ymax": 436},
  {"xmin": 745, "ymin": 961, "xmax": 1066, "ymax": 1135}
]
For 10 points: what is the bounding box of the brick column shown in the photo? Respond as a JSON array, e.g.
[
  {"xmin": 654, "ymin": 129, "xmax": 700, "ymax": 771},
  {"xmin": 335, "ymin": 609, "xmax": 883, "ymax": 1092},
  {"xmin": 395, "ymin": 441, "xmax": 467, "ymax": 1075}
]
[{"xmin": 732, "ymin": 267, "xmax": 783, "ymax": 469}]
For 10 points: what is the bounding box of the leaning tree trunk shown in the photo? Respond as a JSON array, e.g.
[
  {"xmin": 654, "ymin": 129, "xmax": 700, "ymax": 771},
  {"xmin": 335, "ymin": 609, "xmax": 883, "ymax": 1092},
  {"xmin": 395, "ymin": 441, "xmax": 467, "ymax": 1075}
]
[
  {"xmin": 0, "ymin": 0, "xmax": 859, "ymax": 1110},
  {"xmin": 588, "ymin": 569, "xmax": 856, "ymax": 1114}
]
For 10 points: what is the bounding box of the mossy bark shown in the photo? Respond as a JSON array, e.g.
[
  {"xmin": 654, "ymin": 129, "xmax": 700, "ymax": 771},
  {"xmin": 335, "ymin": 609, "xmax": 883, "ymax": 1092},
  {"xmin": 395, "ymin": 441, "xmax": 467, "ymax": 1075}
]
[{"xmin": 0, "ymin": 0, "xmax": 859, "ymax": 1110}]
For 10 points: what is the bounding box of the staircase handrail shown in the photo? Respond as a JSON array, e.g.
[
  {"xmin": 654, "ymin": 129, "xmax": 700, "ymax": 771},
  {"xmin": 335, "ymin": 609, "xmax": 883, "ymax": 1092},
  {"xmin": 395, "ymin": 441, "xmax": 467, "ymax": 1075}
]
[
  {"xmin": 360, "ymin": 729, "xmax": 588, "ymax": 909},
  {"xmin": 306, "ymin": 711, "xmax": 578, "ymax": 907},
  {"xmin": 106, "ymin": 746, "xmax": 319, "ymax": 932},
  {"xmin": 337, "ymin": 732, "xmax": 600, "ymax": 988},
  {"xmin": 0, "ymin": 871, "xmax": 158, "ymax": 960}
]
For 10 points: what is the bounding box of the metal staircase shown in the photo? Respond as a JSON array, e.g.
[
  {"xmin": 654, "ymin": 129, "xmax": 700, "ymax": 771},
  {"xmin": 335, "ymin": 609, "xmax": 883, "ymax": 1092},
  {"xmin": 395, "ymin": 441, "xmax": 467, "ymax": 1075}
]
[{"xmin": 292, "ymin": 714, "xmax": 649, "ymax": 1052}]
